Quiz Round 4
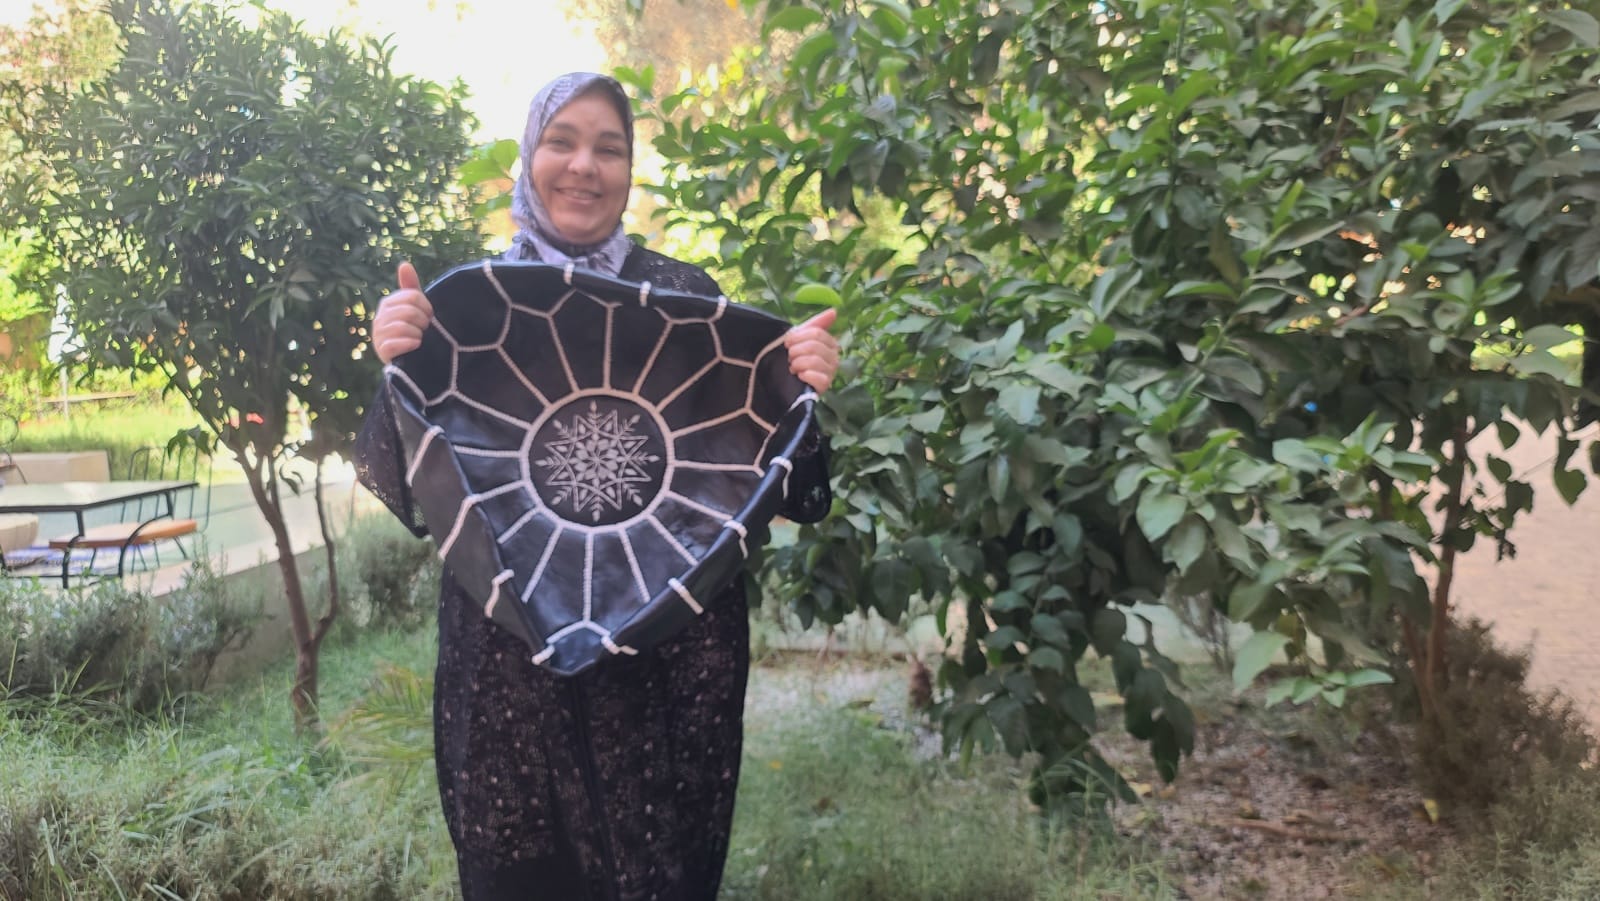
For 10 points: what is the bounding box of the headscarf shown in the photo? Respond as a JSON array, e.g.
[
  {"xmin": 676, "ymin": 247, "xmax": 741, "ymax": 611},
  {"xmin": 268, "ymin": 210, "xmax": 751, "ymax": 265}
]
[{"xmin": 506, "ymin": 73, "xmax": 635, "ymax": 276}]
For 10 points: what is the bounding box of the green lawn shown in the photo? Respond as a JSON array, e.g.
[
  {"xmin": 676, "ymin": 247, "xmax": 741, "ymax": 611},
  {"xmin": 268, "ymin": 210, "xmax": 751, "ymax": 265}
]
[{"xmin": 1, "ymin": 617, "xmax": 1171, "ymax": 899}]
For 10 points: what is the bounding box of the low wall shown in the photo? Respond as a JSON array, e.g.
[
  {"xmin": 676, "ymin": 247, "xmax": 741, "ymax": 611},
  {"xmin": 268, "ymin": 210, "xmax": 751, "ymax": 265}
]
[{"xmin": 9, "ymin": 451, "xmax": 111, "ymax": 483}]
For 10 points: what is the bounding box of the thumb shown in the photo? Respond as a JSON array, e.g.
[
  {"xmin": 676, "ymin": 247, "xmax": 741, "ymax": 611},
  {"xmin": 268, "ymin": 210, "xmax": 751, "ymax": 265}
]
[
  {"xmin": 798, "ymin": 307, "xmax": 838, "ymax": 332},
  {"xmin": 397, "ymin": 261, "xmax": 421, "ymax": 292}
]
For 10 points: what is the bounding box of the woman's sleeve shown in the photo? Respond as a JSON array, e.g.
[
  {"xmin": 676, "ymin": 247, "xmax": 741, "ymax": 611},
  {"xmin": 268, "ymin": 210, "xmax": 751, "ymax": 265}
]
[{"xmin": 354, "ymin": 385, "xmax": 430, "ymax": 538}]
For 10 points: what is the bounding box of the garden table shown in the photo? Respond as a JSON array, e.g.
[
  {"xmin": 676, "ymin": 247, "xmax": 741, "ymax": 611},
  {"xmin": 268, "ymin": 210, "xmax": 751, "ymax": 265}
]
[{"xmin": 0, "ymin": 479, "xmax": 197, "ymax": 586}]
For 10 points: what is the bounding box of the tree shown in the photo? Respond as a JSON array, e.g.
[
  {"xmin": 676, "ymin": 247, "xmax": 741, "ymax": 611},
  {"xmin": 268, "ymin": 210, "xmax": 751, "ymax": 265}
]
[
  {"xmin": 637, "ymin": 0, "xmax": 1599, "ymax": 811},
  {"xmin": 6, "ymin": 0, "xmax": 486, "ymax": 727},
  {"xmin": 0, "ymin": 0, "xmax": 120, "ymax": 396}
]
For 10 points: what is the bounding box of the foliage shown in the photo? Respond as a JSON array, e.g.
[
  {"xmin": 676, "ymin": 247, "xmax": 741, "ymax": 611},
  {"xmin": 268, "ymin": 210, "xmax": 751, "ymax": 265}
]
[
  {"xmin": 565, "ymin": 0, "xmax": 763, "ymax": 94},
  {"xmin": 0, "ymin": 556, "xmax": 258, "ymax": 711},
  {"xmin": 637, "ymin": 0, "xmax": 1600, "ymax": 810},
  {"xmin": 0, "ymin": 234, "xmax": 46, "ymax": 326},
  {"xmin": 3, "ymin": 0, "xmax": 487, "ymax": 725},
  {"xmin": 322, "ymin": 513, "xmax": 439, "ymax": 636},
  {"xmin": 0, "ymin": 0, "xmax": 119, "ymax": 382}
]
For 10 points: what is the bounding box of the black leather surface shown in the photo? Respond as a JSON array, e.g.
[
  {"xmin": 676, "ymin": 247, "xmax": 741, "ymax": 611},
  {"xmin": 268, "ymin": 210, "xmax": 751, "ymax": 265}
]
[{"xmin": 386, "ymin": 261, "xmax": 815, "ymax": 675}]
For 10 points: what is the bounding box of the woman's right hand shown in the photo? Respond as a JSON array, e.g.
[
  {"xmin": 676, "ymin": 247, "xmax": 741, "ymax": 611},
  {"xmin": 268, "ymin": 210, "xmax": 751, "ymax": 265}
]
[{"xmin": 372, "ymin": 261, "xmax": 433, "ymax": 365}]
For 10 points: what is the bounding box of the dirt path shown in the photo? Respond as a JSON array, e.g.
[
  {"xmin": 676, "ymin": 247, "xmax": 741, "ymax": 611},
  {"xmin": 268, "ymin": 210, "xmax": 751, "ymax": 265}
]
[{"xmin": 1451, "ymin": 423, "xmax": 1600, "ymax": 717}]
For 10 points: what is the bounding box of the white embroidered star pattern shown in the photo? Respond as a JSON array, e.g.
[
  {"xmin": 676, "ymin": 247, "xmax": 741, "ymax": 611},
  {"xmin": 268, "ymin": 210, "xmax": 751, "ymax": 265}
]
[{"xmin": 535, "ymin": 401, "xmax": 662, "ymax": 521}]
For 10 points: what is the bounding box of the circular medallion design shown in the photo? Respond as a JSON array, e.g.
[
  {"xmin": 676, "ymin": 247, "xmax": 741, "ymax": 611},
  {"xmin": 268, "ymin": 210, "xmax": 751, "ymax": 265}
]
[{"xmin": 531, "ymin": 395, "xmax": 668, "ymax": 526}]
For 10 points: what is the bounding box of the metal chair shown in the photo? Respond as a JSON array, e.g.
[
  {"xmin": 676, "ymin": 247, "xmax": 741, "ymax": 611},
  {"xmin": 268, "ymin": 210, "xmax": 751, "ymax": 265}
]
[{"xmin": 0, "ymin": 412, "xmax": 23, "ymax": 486}]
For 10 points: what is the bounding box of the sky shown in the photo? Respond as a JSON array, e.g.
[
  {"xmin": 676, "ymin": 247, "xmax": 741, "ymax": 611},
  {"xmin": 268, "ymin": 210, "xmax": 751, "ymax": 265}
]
[{"xmin": 0, "ymin": 0, "xmax": 612, "ymax": 142}]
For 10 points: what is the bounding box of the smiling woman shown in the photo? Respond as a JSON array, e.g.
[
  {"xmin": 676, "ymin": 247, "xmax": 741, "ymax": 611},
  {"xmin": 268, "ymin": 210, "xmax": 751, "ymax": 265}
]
[
  {"xmin": 356, "ymin": 71, "xmax": 841, "ymax": 901},
  {"xmin": 528, "ymin": 93, "xmax": 632, "ymax": 245}
]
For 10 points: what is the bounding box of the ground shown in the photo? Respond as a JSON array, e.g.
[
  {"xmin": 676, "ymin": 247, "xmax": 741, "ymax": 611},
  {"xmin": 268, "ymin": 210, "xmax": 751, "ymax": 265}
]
[
  {"xmin": 1451, "ymin": 424, "xmax": 1600, "ymax": 718},
  {"xmin": 1128, "ymin": 424, "xmax": 1600, "ymax": 899},
  {"xmin": 1099, "ymin": 685, "xmax": 1440, "ymax": 900}
]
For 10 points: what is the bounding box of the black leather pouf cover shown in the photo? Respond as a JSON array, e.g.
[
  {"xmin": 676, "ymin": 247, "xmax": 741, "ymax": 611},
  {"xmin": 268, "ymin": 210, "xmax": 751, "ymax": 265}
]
[{"xmin": 385, "ymin": 260, "xmax": 818, "ymax": 676}]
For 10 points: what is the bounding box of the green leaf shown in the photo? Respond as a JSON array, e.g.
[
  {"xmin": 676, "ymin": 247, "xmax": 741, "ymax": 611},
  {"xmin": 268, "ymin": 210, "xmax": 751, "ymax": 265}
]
[
  {"xmin": 1029, "ymin": 645, "xmax": 1068, "ymax": 674},
  {"xmin": 1486, "ymin": 455, "xmax": 1512, "ymax": 483},
  {"xmin": 1026, "ymin": 360, "xmax": 1090, "ymax": 396},
  {"xmin": 1523, "ymin": 324, "xmax": 1579, "ymax": 350},
  {"xmin": 907, "ymin": 407, "xmax": 945, "ymax": 433},
  {"xmin": 1272, "ymin": 438, "xmax": 1325, "ymax": 473},
  {"xmin": 984, "ymin": 626, "xmax": 1026, "ymax": 651},
  {"xmin": 765, "ymin": 6, "xmax": 824, "ymax": 35},
  {"xmin": 1112, "ymin": 464, "xmax": 1150, "ymax": 504},
  {"xmin": 1549, "ymin": 9, "xmax": 1600, "ymax": 47},
  {"xmin": 1165, "ymin": 280, "xmax": 1235, "ymax": 300},
  {"xmin": 1554, "ymin": 468, "xmax": 1588, "ymax": 505},
  {"xmin": 1168, "ymin": 516, "xmax": 1206, "ymax": 572},
  {"xmin": 1023, "ymin": 435, "xmax": 1086, "ymax": 468},
  {"xmin": 986, "ymin": 694, "xmax": 1028, "ymax": 753},
  {"xmin": 1228, "ymin": 579, "xmax": 1271, "ymax": 621},
  {"xmin": 996, "ymin": 383, "xmax": 1041, "ymax": 425},
  {"xmin": 1343, "ymin": 668, "xmax": 1394, "ymax": 689},
  {"xmin": 1092, "ymin": 608, "xmax": 1127, "ymax": 654},
  {"xmin": 1030, "ymin": 612, "xmax": 1072, "ymax": 647},
  {"xmin": 1266, "ymin": 219, "xmax": 1343, "ymax": 255},
  {"xmin": 1232, "ymin": 631, "xmax": 1290, "ymax": 692},
  {"xmin": 1509, "ymin": 350, "xmax": 1572, "ymax": 380},
  {"xmin": 1136, "ymin": 492, "xmax": 1186, "ymax": 542},
  {"xmin": 1059, "ymin": 683, "xmax": 1096, "ymax": 729}
]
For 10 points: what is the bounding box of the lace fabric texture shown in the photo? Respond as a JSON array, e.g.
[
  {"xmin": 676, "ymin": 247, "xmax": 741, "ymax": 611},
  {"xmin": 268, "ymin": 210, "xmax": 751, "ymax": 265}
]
[{"xmin": 355, "ymin": 246, "xmax": 831, "ymax": 900}]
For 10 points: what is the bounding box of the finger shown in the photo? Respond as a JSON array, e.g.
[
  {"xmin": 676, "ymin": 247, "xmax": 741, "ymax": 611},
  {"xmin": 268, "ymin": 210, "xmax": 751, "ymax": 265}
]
[
  {"xmin": 797, "ymin": 368, "xmax": 834, "ymax": 393},
  {"xmin": 788, "ymin": 335, "xmax": 839, "ymax": 359},
  {"xmin": 376, "ymin": 336, "xmax": 422, "ymax": 364},
  {"xmin": 397, "ymin": 261, "xmax": 421, "ymax": 292},
  {"xmin": 800, "ymin": 307, "xmax": 838, "ymax": 331},
  {"xmin": 387, "ymin": 301, "xmax": 433, "ymax": 330},
  {"xmin": 787, "ymin": 308, "xmax": 838, "ymax": 343},
  {"xmin": 789, "ymin": 353, "xmax": 837, "ymax": 376}
]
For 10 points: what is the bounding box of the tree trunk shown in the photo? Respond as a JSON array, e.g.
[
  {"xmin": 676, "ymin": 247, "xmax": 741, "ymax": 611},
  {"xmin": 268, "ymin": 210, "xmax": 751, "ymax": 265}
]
[
  {"xmin": 236, "ymin": 446, "xmax": 321, "ymax": 730},
  {"xmin": 313, "ymin": 455, "xmax": 341, "ymax": 648},
  {"xmin": 1415, "ymin": 425, "xmax": 1471, "ymax": 721}
]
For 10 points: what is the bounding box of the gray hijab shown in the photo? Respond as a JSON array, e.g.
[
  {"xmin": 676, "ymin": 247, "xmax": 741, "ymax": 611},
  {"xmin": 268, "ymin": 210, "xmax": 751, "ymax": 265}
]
[{"xmin": 506, "ymin": 73, "xmax": 635, "ymax": 276}]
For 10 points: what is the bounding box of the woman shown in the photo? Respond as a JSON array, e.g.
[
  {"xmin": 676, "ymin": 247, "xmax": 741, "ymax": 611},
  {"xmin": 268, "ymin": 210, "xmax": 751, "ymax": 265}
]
[{"xmin": 356, "ymin": 72, "xmax": 839, "ymax": 900}]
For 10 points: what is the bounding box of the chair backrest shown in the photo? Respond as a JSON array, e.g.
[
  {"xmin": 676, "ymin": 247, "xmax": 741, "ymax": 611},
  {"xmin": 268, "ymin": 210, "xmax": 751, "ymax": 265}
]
[
  {"xmin": 125, "ymin": 443, "xmax": 212, "ymax": 526},
  {"xmin": 0, "ymin": 413, "xmax": 21, "ymax": 485}
]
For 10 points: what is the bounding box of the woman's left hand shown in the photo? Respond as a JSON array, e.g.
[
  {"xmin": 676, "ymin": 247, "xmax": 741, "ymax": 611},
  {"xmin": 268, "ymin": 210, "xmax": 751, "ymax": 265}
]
[{"xmin": 785, "ymin": 308, "xmax": 841, "ymax": 393}]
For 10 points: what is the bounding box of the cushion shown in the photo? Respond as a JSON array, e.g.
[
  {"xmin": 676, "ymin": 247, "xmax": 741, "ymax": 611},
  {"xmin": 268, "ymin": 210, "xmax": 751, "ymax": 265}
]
[{"xmin": 386, "ymin": 260, "xmax": 817, "ymax": 676}]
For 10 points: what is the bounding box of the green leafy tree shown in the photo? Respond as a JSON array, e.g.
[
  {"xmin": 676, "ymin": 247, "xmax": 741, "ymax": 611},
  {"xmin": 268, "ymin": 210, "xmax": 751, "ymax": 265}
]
[
  {"xmin": 5, "ymin": 0, "xmax": 485, "ymax": 726},
  {"xmin": 637, "ymin": 0, "xmax": 1599, "ymax": 810},
  {"xmin": 0, "ymin": 0, "xmax": 119, "ymax": 392}
]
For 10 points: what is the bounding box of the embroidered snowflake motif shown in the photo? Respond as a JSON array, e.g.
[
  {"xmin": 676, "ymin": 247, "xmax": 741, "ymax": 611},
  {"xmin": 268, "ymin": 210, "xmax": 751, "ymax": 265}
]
[{"xmin": 535, "ymin": 401, "xmax": 662, "ymax": 522}]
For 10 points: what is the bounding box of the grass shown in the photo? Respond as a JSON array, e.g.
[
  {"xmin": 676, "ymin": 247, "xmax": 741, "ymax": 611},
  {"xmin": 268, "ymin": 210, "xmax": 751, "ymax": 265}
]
[
  {"xmin": 726, "ymin": 660, "xmax": 1172, "ymax": 900},
  {"xmin": 11, "ymin": 402, "xmax": 206, "ymax": 479},
  {"xmin": 1, "ymin": 612, "xmax": 1174, "ymax": 899},
  {"xmin": 0, "ymin": 619, "xmax": 458, "ymax": 900},
  {"xmin": 13, "ymin": 578, "xmax": 1600, "ymax": 900}
]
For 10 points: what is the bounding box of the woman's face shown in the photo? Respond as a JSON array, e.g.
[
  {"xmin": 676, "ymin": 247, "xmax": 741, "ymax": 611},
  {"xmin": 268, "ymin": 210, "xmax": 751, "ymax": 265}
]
[{"xmin": 530, "ymin": 91, "xmax": 631, "ymax": 246}]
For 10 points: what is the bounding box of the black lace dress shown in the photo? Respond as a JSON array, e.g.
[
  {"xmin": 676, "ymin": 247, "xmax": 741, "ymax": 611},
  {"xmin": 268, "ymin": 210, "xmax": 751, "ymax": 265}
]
[{"xmin": 355, "ymin": 246, "xmax": 832, "ymax": 901}]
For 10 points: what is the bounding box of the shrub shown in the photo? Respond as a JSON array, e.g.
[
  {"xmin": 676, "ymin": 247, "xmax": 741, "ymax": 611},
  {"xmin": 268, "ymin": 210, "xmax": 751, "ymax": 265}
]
[
  {"xmin": 325, "ymin": 514, "xmax": 438, "ymax": 638},
  {"xmin": 0, "ymin": 557, "xmax": 258, "ymax": 711},
  {"xmin": 1413, "ymin": 618, "xmax": 1596, "ymax": 822}
]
